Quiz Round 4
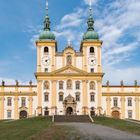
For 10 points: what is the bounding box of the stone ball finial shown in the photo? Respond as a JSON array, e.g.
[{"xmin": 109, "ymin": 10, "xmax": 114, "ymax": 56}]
[
  {"xmin": 16, "ymin": 80, "xmax": 19, "ymax": 86},
  {"xmin": 134, "ymin": 80, "xmax": 138, "ymax": 86},
  {"xmin": 2, "ymin": 80, "xmax": 5, "ymax": 86},
  {"xmin": 120, "ymin": 80, "xmax": 124, "ymax": 86},
  {"xmin": 106, "ymin": 80, "xmax": 110, "ymax": 86},
  {"xmin": 29, "ymin": 80, "xmax": 32, "ymax": 86}
]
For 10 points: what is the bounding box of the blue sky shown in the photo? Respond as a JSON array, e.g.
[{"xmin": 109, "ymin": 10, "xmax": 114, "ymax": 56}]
[{"xmin": 0, "ymin": 0, "xmax": 140, "ymax": 85}]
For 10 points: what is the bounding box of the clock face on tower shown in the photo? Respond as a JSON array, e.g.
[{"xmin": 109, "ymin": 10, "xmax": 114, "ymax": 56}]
[
  {"xmin": 42, "ymin": 56, "xmax": 51, "ymax": 66},
  {"xmin": 88, "ymin": 56, "xmax": 96, "ymax": 66}
]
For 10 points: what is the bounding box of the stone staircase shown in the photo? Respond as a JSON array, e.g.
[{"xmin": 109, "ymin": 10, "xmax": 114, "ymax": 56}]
[{"xmin": 54, "ymin": 115, "xmax": 92, "ymax": 123}]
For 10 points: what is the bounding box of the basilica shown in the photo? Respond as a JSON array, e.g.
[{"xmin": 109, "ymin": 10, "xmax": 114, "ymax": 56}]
[{"xmin": 0, "ymin": 2, "xmax": 140, "ymax": 121}]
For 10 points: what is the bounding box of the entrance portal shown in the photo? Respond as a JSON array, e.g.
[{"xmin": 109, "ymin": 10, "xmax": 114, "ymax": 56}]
[
  {"xmin": 112, "ymin": 111, "xmax": 120, "ymax": 119},
  {"xmin": 19, "ymin": 110, "xmax": 27, "ymax": 119},
  {"xmin": 66, "ymin": 107, "xmax": 73, "ymax": 115}
]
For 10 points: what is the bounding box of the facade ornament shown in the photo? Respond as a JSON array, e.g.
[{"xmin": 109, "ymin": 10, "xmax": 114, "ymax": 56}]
[
  {"xmin": 120, "ymin": 80, "xmax": 124, "ymax": 86},
  {"xmin": 106, "ymin": 80, "xmax": 110, "ymax": 86},
  {"xmin": 2, "ymin": 80, "xmax": 5, "ymax": 86},
  {"xmin": 29, "ymin": 80, "xmax": 32, "ymax": 86},
  {"xmin": 134, "ymin": 80, "xmax": 138, "ymax": 86},
  {"xmin": 16, "ymin": 80, "xmax": 19, "ymax": 86}
]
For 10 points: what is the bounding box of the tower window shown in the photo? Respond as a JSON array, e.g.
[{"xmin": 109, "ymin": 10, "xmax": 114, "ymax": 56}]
[
  {"xmin": 44, "ymin": 47, "xmax": 49, "ymax": 53},
  {"xmin": 90, "ymin": 47, "xmax": 94, "ymax": 53}
]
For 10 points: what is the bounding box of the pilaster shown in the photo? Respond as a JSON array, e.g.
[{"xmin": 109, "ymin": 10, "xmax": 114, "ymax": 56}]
[
  {"xmin": 37, "ymin": 80, "xmax": 42, "ymax": 115},
  {"xmin": 97, "ymin": 46, "xmax": 102, "ymax": 72},
  {"xmin": 97, "ymin": 80, "xmax": 102, "ymax": 115},
  {"xmin": 135, "ymin": 96, "xmax": 139, "ymax": 120},
  {"xmin": 120, "ymin": 96, "xmax": 125, "ymax": 119},
  {"xmin": 51, "ymin": 80, "xmax": 57, "ymax": 115},
  {"xmin": 28, "ymin": 96, "xmax": 33, "ymax": 117},
  {"xmin": 106, "ymin": 96, "xmax": 111, "ymax": 117},
  {"xmin": 82, "ymin": 80, "xmax": 88, "ymax": 115},
  {"xmin": 37, "ymin": 47, "xmax": 41, "ymax": 72},
  {"xmin": 14, "ymin": 96, "xmax": 19, "ymax": 119}
]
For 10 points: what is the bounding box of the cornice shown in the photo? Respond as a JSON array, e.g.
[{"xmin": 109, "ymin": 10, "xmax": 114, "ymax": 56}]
[{"xmin": 102, "ymin": 92, "xmax": 140, "ymax": 96}]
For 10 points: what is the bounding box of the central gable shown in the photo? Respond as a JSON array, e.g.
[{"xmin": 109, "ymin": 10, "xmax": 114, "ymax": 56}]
[{"xmin": 51, "ymin": 65, "xmax": 88, "ymax": 75}]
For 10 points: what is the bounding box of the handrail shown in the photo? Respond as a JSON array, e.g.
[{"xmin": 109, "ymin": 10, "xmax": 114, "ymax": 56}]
[{"xmin": 88, "ymin": 114, "xmax": 94, "ymax": 123}]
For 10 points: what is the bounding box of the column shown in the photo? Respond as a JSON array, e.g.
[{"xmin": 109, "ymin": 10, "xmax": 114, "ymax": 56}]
[
  {"xmin": 51, "ymin": 80, "xmax": 57, "ymax": 115},
  {"xmin": 97, "ymin": 80, "xmax": 102, "ymax": 115},
  {"xmin": 120, "ymin": 96, "xmax": 125, "ymax": 119},
  {"xmin": 28, "ymin": 96, "xmax": 33, "ymax": 117},
  {"xmin": 14, "ymin": 96, "xmax": 19, "ymax": 119},
  {"xmin": 135, "ymin": 96, "xmax": 139, "ymax": 120},
  {"xmin": 37, "ymin": 80, "xmax": 42, "ymax": 115},
  {"xmin": 37, "ymin": 47, "xmax": 41, "ymax": 72},
  {"xmin": 106, "ymin": 96, "xmax": 111, "ymax": 117},
  {"xmin": 82, "ymin": 80, "xmax": 88, "ymax": 115}
]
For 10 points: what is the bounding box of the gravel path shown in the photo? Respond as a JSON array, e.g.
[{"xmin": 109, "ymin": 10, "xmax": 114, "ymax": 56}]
[{"xmin": 57, "ymin": 123, "xmax": 140, "ymax": 140}]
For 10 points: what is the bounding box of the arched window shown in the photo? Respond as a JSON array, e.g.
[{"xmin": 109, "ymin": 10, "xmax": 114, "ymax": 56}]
[
  {"xmin": 21, "ymin": 97, "xmax": 26, "ymax": 107},
  {"xmin": 75, "ymin": 81, "xmax": 80, "ymax": 90},
  {"xmin": 44, "ymin": 47, "xmax": 49, "ymax": 53},
  {"xmin": 128, "ymin": 97, "xmax": 132, "ymax": 106},
  {"xmin": 90, "ymin": 47, "xmax": 94, "ymax": 53},
  {"xmin": 59, "ymin": 81, "xmax": 64, "ymax": 90},
  {"xmin": 7, "ymin": 97, "xmax": 12, "ymax": 106},
  {"xmin": 59, "ymin": 92, "xmax": 64, "ymax": 101},
  {"xmin": 44, "ymin": 81, "xmax": 50, "ymax": 89},
  {"xmin": 75, "ymin": 92, "xmax": 80, "ymax": 101},
  {"xmin": 89, "ymin": 81, "xmax": 95, "ymax": 90},
  {"xmin": 67, "ymin": 55, "xmax": 72, "ymax": 65},
  {"xmin": 67, "ymin": 79, "xmax": 72, "ymax": 89},
  {"xmin": 90, "ymin": 92, "xmax": 95, "ymax": 102},
  {"xmin": 44, "ymin": 92, "xmax": 49, "ymax": 102}
]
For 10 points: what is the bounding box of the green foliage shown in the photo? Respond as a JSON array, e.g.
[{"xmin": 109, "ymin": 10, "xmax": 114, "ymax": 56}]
[
  {"xmin": 95, "ymin": 117, "xmax": 140, "ymax": 135},
  {"xmin": 0, "ymin": 117, "xmax": 52, "ymax": 140}
]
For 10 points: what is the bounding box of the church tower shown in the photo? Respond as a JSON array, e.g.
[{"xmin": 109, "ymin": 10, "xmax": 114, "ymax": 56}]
[
  {"xmin": 35, "ymin": 1, "xmax": 57, "ymax": 115},
  {"xmin": 80, "ymin": 3, "xmax": 103, "ymax": 114}
]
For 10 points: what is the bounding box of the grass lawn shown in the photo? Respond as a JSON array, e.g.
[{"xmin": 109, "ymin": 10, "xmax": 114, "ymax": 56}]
[
  {"xmin": 0, "ymin": 117, "xmax": 52, "ymax": 140},
  {"xmin": 94, "ymin": 117, "xmax": 140, "ymax": 136}
]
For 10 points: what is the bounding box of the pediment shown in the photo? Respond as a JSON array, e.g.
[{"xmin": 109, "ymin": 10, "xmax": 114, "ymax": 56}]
[{"xmin": 51, "ymin": 65, "xmax": 88, "ymax": 75}]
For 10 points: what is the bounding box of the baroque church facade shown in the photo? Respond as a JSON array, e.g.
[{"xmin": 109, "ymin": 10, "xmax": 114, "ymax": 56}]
[{"xmin": 0, "ymin": 2, "xmax": 140, "ymax": 120}]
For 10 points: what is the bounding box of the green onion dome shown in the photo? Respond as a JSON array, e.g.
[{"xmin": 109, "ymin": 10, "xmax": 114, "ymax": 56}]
[
  {"xmin": 83, "ymin": 30, "xmax": 99, "ymax": 40},
  {"xmin": 39, "ymin": 30, "xmax": 55, "ymax": 40}
]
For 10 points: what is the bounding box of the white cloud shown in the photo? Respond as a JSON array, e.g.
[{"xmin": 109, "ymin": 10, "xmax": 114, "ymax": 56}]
[
  {"xmin": 103, "ymin": 66, "xmax": 140, "ymax": 85},
  {"xmin": 84, "ymin": 0, "xmax": 97, "ymax": 5}
]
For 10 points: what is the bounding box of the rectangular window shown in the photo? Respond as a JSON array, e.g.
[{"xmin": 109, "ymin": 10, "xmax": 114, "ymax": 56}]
[
  {"xmin": 90, "ymin": 95, "xmax": 95, "ymax": 102},
  {"xmin": 44, "ymin": 94, "xmax": 49, "ymax": 102},
  {"xmin": 7, "ymin": 110, "xmax": 12, "ymax": 119},
  {"xmin": 113, "ymin": 98, "xmax": 118, "ymax": 107},
  {"xmin": 128, "ymin": 110, "xmax": 132, "ymax": 119},
  {"xmin": 76, "ymin": 95, "xmax": 80, "ymax": 101},
  {"xmin": 59, "ymin": 95, "xmax": 63, "ymax": 101},
  {"xmin": 91, "ymin": 68, "xmax": 94, "ymax": 73},
  {"xmin": 21, "ymin": 98, "xmax": 26, "ymax": 107},
  {"xmin": 128, "ymin": 99, "xmax": 132, "ymax": 106},
  {"xmin": 7, "ymin": 98, "xmax": 12, "ymax": 106}
]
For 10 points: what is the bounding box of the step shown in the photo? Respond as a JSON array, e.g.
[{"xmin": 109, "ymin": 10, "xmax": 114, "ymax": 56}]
[{"xmin": 54, "ymin": 115, "xmax": 91, "ymax": 123}]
